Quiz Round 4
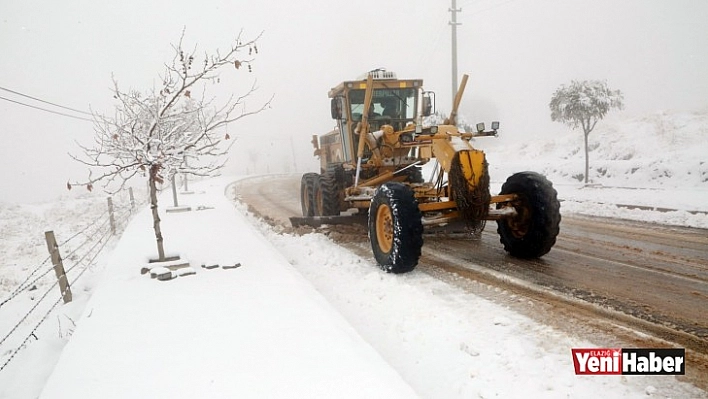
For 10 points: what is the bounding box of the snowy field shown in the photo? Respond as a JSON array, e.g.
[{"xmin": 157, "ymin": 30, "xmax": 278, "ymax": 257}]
[
  {"xmin": 480, "ymin": 109, "xmax": 708, "ymax": 228},
  {"xmin": 0, "ymin": 110, "xmax": 706, "ymax": 398},
  {"xmin": 0, "ymin": 190, "xmax": 141, "ymax": 397}
]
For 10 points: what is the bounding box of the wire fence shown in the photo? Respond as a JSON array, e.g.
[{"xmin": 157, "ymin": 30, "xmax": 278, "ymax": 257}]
[{"xmin": 0, "ymin": 187, "xmax": 147, "ymax": 373}]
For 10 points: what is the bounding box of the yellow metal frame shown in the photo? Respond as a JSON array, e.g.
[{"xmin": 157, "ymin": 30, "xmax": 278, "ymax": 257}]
[{"xmin": 315, "ymin": 73, "xmax": 518, "ymax": 226}]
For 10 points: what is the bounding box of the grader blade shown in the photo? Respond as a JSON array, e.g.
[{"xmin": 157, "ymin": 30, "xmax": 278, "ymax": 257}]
[
  {"xmin": 423, "ymin": 219, "xmax": 482, "ymax": 236},
  {"xmin": 289, "ymin": 214, "xmax": 368, "ymax": 228}
]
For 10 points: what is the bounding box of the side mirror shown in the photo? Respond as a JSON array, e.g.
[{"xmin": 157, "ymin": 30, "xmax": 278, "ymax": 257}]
[
  {"xmin": 330, "ymin": 98, "xmax": 343, "ymax": 119},
  {"xmin": 422, "ymin": 92, "xmax": 435, "ymax": 117}
]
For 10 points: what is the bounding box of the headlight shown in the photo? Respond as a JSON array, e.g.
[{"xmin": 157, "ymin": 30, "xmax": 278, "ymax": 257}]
[
  {"xmin": 414, "ymin": 126, "xmax": 437, "ymax": 135},
  {"xmin": 400, "ymin": 133, "xmax": 414, "ymax": 143}
]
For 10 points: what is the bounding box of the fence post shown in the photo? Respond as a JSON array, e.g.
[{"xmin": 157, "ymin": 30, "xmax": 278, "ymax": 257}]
[
  {"xmin": 107, "ymin": 197, "xmax": 116, "ymax": 235},
  {"xmin": 44, "ymin": 231, "xmax": 72, "ymax": 304},
  {"xmin": 129, "ymin": 187, "xmax": 135, "ymax": 211}
]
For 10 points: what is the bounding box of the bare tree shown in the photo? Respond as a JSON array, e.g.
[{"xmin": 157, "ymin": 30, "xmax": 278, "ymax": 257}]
[
  {"xmin": 70, "ymin": 29, "xmax": 271, "ymax": 261},
  {"xmin": 549, "ymin": 80, "xmax": 624, "ymax": 184}
]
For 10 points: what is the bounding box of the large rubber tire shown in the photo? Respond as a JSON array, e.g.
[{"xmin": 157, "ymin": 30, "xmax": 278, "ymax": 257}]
[
  {"xmin": 404, "ymin": 166, "xmax": 424, "ymax": 183},
  {"xmin": 496, "ymin": 172, "xmax": 561, "ymax": 258},
  {"xmin": 368, "ymin": 183, "xmax": 423, "ymax": 273},
  {"xmin": 300, "ymin": 173, "xmax": 318, "ymax": 217},
  {"xmin": 311, "ymin": 175, "xmax": 324, "ymax": 216},
  {"xmin": 319, "ymin": 165, "xmax": 344, "ymax": 216}
]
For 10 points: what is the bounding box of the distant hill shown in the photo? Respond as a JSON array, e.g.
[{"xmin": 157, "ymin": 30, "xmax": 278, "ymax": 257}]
[{"xmin": 480, "ymin": 109, "xmax": 708, "ymax": 189}]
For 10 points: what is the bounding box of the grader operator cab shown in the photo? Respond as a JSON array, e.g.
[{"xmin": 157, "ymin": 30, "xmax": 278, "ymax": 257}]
[{"xmin": 292, "ymin": 69, "xmax": 561, "ymax": 273}]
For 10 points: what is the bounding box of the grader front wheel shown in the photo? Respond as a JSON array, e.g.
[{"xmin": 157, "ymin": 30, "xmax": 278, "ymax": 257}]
[
  {"xmin": 496, "ymin": 172, "xmax": 561, "ymax": 258},
  {"xmin": 368, "ymin": 183, "xmax": 423, "ymax": 273},
  {"xmin": 375, "ymin": 204, "xmax": 394, "ymax": 254}
]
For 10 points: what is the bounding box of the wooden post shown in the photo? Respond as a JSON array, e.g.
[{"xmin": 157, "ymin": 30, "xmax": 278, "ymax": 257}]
[
  {"xmin": 129, "ymin": 187, "xmax": 135, "ymax": 211},
  {"xmin": 45, "ymin": 231, "xmax": 72, "ymax": 304},
  {"xmin": 107, "ymin": 197, "xmax": 116, "ymax": 235}
]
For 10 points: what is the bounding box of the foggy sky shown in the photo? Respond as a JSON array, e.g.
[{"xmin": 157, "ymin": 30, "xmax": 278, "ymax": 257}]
[{"xmin": 1, "ymin": 0, "xmax": 706, "ymax": 203}]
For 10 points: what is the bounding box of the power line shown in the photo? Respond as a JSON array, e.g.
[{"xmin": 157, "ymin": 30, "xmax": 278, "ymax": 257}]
[
  {"xmin": 0, "ymin": 85, "xmax": 93, "ymax": 116},
  {"xmin": 0, "ymin": 95, "xmax": 93, "ymax": 122}
]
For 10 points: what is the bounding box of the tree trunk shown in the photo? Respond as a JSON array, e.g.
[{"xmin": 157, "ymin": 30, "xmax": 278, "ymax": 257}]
[
  {"xmin": 583, "ymin": 130, "xmax": 590, "ymax": 184},
  {"xmin": 149, "ymin": 167, "xmax": 166, "ymax": 261}
]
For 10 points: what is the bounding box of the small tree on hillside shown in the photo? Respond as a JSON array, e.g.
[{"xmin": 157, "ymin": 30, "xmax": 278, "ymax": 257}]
[
  {"xmin": 549, "ymin": 80, "xmax": 624, "ymax": 184},
  {"xmin": 70, "ymin": 30, "xmax": 271, "ymax": 261}
]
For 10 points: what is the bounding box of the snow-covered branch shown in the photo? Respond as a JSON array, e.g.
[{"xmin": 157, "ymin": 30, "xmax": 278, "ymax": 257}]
[
  {"xmin": 69, "ymin": 29, "xmax": 268, "ymax": 194},
  {"xmin": 549, "ymin": 80, "xmax": 624, "ymax": 134}
]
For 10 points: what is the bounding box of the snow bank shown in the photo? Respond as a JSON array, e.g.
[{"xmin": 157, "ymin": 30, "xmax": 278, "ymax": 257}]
[{"xmin": 38, "ymin": 178, "xmax": 417, "ymax": 399}]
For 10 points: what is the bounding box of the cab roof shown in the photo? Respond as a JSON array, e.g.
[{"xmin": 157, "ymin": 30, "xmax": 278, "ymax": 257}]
[{"xmin": 328, "ymin": 78, "xmax": 424, "ymax": 98}]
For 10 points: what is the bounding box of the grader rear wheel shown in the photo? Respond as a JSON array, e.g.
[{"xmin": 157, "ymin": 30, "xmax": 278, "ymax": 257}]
[
  {"xmin": 300, "ymin": 173, "xmax": 318, "ymax": 217},
  {"xmin": 368, "ymin": 183, "xmax": 423, "ymax": 273},
  {"xmin": 312, "ymin": 175, "xmax": 324, "ymax": 216},
  {"xmin": 319, "ymin": 165, "xmax": 343, "ymax": 216}
]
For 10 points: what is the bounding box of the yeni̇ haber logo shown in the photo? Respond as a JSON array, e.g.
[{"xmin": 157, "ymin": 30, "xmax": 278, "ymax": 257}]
[{"xmin": 571, "ymin": 348, "xmax": 685, "ymax": 375}]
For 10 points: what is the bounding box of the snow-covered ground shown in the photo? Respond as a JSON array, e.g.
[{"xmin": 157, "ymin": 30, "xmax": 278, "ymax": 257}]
[
  {"xmin": 479, "ymin": 109, "xmax": 708, "ymax": 228},
  {"xmin": 0, "ymin": 110, "xmax": 706, "ymax": 398}
]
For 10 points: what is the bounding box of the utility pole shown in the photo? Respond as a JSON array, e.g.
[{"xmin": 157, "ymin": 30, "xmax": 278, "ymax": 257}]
[{"xmin": 449, "ymin": 0, "xmax": 462, "ymax": 106}]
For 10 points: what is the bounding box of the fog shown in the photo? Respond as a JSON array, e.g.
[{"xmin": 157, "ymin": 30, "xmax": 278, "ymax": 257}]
[{"xmin": 1, "ymin": 0, "xmax": 706, "ymax": 203}]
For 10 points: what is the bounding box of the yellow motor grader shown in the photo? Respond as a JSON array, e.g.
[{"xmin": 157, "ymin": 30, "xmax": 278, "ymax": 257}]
[{"xmin": 292, "ymin": 69, "xmax": 560, "ymax": 273}]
